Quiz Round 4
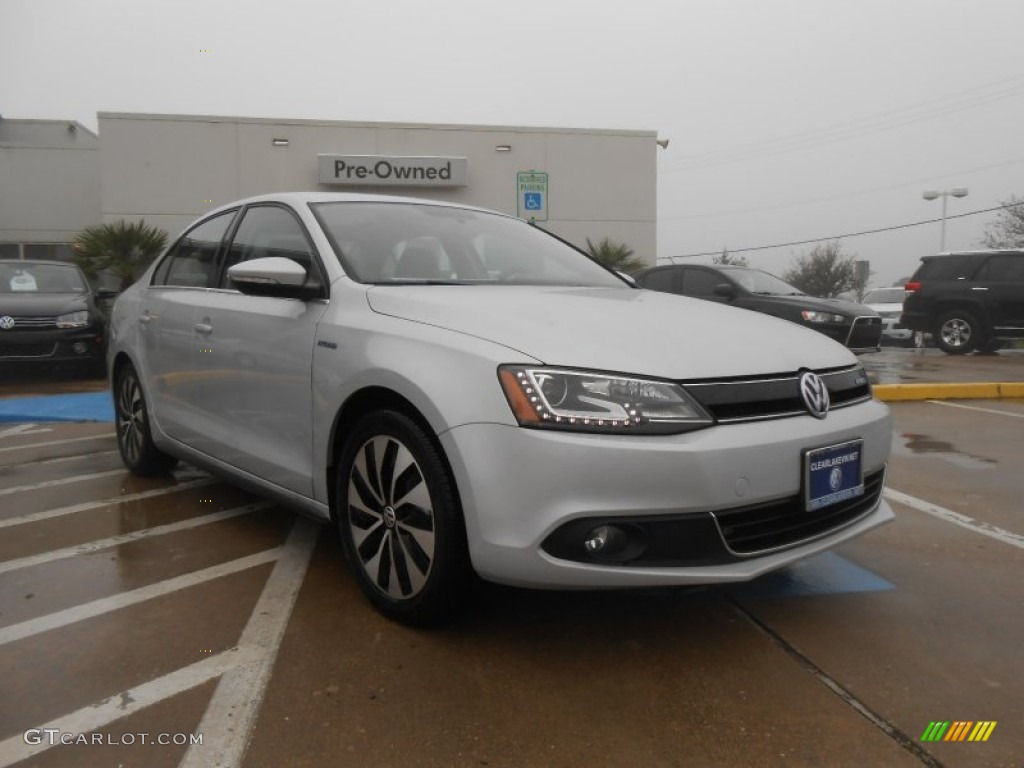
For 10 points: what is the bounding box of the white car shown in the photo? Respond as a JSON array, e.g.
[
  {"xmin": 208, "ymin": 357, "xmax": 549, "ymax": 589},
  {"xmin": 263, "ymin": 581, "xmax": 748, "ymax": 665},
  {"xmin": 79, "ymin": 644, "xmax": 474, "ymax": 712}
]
[
  {"xmin": 109, "ymin": 192, "xmax": 893, "ymax": 624},
  {"xmin": 863, "ymin": 287, "xmax": 915, "ymax": 346}
]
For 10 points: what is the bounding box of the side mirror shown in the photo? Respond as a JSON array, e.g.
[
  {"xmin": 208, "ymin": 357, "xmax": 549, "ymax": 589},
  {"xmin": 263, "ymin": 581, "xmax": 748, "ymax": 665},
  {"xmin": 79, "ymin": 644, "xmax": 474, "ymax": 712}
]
[
  {"xmin": 713, "ymin": 282, "xmax": 736, "ymax": 299},
  {"xmin": 227, "ymin": 257, "xmax": 321, "ymax": 299}
]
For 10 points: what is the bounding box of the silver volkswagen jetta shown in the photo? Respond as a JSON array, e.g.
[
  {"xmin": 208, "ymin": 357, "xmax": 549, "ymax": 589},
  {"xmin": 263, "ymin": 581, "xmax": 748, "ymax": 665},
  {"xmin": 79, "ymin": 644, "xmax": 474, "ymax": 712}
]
[{"xmin": 109, "ymin": 192, "xmax": 893, "ymax": 624}]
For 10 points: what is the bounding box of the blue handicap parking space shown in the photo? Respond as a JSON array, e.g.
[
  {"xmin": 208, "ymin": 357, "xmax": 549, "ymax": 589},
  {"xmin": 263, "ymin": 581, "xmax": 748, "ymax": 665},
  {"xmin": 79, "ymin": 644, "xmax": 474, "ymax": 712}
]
[
  {"xmin": 723, "ymin": 552, "xmax": 894, "ymax": 600},
  {"xmin": 0, "ymin": 392, "xmax": 114, "ymax": 423}
]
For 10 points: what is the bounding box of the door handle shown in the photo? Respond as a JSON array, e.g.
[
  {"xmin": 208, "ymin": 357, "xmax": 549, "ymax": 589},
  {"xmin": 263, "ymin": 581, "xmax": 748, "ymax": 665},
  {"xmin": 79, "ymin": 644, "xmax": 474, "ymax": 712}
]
[
  {"xmin": 194, "ymin": 322, "xmax": 214, "ymax": 335},
  {"xmin": 139, "ymin": 312, "xmax": 153, "ymax": 325}
]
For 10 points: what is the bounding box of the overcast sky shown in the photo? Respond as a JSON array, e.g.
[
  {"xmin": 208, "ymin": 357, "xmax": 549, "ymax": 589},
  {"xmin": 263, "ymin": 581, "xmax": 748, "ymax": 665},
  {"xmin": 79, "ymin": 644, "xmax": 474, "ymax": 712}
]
[{"xmin": 2, "ymin": 0, "xmax": 1023, "ymax": 286}]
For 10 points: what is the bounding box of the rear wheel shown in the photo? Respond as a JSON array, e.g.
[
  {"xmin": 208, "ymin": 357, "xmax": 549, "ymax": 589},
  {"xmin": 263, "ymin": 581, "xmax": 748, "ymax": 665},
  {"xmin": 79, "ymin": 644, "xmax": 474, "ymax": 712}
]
[
  {"xmin": 114, "ymin": 363, "xmax": 178, "ymax": 475},
  {"xmin": 336, "ymin": 410, "xmax": 470, "ymax": 626},
  {"xmin": 934, "ymin": 310, "xmax": 980, "ymax": 355}
]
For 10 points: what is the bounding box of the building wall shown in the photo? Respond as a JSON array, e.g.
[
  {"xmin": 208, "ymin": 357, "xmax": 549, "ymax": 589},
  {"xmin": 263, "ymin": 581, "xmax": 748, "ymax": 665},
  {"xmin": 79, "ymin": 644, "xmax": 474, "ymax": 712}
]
[
  {"xmin": 0, "ymin": 119, "xmax": 100, "ymax": 257},
  {"xmin": 98, "ymin": 113, "xmax": 657, "ymax": 263}
]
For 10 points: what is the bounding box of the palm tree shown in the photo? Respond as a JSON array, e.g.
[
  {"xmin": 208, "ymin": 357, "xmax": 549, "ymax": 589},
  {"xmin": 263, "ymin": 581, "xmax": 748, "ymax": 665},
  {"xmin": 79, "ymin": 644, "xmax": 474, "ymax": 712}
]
[
  {"xmin": 585, "ymin": 237, "xmax": 645, "ymax": 273},
  {"xmin": 73, "ymin": 220, "xmax": 168, "ymax": 291}
]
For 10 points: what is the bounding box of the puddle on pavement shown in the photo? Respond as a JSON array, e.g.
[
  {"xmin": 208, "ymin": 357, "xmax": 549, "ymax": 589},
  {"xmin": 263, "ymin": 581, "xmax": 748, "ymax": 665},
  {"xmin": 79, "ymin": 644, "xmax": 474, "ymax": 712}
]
[{"xmin": 892, "ymin": 432, "xmax": 997, "ymax": 470}]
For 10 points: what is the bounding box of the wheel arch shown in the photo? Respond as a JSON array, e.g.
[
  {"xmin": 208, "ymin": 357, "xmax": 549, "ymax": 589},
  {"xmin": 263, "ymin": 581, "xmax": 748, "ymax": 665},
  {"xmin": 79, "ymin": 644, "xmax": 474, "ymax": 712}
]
[{"xmin": 325, "ymin": 386, "xmax": 462, "ymax": 523}]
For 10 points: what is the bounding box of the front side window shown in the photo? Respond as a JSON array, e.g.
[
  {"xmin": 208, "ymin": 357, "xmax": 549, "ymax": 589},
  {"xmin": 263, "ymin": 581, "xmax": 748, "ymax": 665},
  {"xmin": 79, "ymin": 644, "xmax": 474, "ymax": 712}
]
[
  {"xmin": 220, "ymin": 206, "xmax": 316, "ymax": 288},
  {"xmin": 681, "ymin": 269, "xmax": 725, "ymax": 296},
  {"xmin": 154, "ymin": 211, "xmax": 236, "ymax": 288},
  {"xmin": 311, "ymin": 202, "xmax": 624, "ymax": 287}
]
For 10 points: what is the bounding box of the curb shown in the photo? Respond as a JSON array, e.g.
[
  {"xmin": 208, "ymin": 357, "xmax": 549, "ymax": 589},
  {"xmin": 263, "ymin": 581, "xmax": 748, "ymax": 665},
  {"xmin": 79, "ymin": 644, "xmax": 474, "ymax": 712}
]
[{"xmin": 873, "ymin": 382, "xmax": 1024, "ymax": 402}]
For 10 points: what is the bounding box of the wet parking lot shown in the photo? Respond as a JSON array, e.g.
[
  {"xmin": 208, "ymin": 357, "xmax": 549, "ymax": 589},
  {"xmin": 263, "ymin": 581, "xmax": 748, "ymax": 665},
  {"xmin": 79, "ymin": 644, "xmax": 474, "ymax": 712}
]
[{"xmin": 0, "ymin": 350, "xmax": 1022, "ymax": 768}]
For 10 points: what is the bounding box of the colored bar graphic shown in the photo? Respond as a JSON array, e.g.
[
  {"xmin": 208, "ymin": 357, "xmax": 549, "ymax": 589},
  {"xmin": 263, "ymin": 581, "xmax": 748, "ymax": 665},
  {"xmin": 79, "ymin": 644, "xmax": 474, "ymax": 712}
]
[
  {"xmin": 968, "ymin": 722, "xmax": 997, "ymax": 742},
  {"xmin": 921, "ymin": 720, "xmax": 996, "ymax": 742}
]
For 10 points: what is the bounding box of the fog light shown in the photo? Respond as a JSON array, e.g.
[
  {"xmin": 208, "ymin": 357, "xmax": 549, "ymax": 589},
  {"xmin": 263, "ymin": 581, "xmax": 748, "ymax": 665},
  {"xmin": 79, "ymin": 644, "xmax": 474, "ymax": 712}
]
[
  {"xmin": 72, "ymin": 342, "xmax": 88, "ymax": 355},
  {"xmin": 584, "ymin": 525, "xmax": 628, "ymax": 555}
]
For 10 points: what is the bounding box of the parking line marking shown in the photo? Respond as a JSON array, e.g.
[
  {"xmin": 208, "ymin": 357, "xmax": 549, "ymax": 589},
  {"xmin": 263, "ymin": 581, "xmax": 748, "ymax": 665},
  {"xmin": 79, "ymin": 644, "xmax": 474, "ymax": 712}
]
[
  {"xmin": 0, "ymin": 432, "xmax": 114, "ymax": 454},
  {"xmin": 0, "ymin": 548, "xmax": 281, "ymax": 647},
  {"xmin": 0, "ymin": 501, "xmax": 274, "ymax": 575},
  {"xmin": 0, "ymin": 424, "xmax": 52, "ymax": 440},
  {"xmin": 1, "ymin": 449, "xmax": 118, "ymax": 470},
  {"xmin": 0, "ymin": 469, "xmax": 124, "ymax": 497},
  {"xmin": 180, "ymin": 518, "xmax": 319, "ymax": 768},
  {"xmin": 885, "ymin": 488, "xmax": 1024, "ymax": 551},
  {"xmin": 0, "ymin": 646, "xmax": 261, "ymax": 767},
  {"xmin": 0, "ymin": 478, "xmax": 216, "ymax": 529},
  {"xmin": 926, "ymin": 399, "xmax": 1024, "ymax": 419}
]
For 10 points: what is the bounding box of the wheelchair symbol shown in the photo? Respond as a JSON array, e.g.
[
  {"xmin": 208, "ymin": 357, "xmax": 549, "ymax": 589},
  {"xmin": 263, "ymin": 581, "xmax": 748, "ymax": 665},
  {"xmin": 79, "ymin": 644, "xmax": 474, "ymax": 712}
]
[{"xmin": 524, "ymin": 192, "xmax": 543, "ymax": 210}]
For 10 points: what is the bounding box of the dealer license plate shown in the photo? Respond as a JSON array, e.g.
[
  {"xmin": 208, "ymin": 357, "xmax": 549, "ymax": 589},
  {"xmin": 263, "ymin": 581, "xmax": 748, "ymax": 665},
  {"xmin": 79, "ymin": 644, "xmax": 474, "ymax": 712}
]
[{"xmin": 804, "ymin": 439, "xmax": 864, "ymax": 512}]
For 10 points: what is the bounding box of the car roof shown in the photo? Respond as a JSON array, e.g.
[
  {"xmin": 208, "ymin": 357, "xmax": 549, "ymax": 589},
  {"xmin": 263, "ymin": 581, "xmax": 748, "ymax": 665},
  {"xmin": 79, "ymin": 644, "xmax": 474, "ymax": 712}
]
[
  {"xmin": 923, "ymin": 249, "xmax": 1024, "ymax": 259},
  {"xmin": 205, "ymin": 191, "xmax": 510, "ymax": 220}
]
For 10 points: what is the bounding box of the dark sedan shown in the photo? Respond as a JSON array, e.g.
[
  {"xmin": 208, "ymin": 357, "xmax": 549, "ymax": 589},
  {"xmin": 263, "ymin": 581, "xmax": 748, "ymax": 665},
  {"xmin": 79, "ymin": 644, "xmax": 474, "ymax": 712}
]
[
  {"xmin": 632, "ymin": 264, "xmax": 882, "ymax": 353},
  {"xmin": 0, "ymin": 260, "xmax": 112, "ymax": 373}
]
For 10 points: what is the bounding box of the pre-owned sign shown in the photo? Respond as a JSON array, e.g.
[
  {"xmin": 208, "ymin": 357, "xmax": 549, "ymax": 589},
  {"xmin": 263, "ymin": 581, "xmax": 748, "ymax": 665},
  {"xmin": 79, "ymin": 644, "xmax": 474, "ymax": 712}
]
[{"xmin": 318, "ymin": 155, "xmax": 468, "ymax": 187}]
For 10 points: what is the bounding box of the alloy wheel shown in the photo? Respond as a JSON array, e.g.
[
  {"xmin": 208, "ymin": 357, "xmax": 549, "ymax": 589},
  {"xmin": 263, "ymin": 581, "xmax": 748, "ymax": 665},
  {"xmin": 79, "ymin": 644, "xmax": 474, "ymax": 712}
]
[
  {"xmin": 117, "ymin": 371, "xmax": 145, "ymax": 466},
  {"xmin": 347, "ymin": 436, "xmax": 436, "ymax": 600}
]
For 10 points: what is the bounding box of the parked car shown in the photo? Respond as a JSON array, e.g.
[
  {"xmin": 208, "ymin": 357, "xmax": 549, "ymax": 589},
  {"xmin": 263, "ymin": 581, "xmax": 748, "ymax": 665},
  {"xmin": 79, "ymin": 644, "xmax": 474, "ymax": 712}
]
[
  {"xmin": 632, "ymin": 264, "xmax": 882, "ymax": 353},
  {"xmin": 862, "ymin": 287, "xmax": 915, "ymax": 346},
  {"xmin": 108, "ymin": 192, "xmax": 893, "ymax": 625},
  {"xmin": 0, "ymin": 259, "xmax": 112, "ymax": 373},
  {"xmin": 900, "ymin": 250, "xmax": 1024, "ymax": 354}
]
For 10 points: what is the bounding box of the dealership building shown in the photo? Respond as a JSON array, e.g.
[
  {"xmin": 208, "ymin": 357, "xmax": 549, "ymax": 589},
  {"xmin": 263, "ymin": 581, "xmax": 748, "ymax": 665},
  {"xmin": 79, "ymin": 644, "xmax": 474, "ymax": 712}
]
[{"xmin": 1, "ymin": 112, "xmax": 659, "ymax": 270}]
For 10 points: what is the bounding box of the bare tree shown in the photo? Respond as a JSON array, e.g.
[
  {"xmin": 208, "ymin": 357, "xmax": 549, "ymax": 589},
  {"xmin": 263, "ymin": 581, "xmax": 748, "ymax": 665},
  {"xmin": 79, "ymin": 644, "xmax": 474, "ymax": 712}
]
[
  {"xmin": 784, "ymin": 241, "xmax": 866, "ymax": 298},
  {"xmin": 981, "ymin": 195, "xmax": 1024, "ymax": 248},
  {"xmin": 711, "ymin": 247, "xmax": 749, "ymax": 267}
]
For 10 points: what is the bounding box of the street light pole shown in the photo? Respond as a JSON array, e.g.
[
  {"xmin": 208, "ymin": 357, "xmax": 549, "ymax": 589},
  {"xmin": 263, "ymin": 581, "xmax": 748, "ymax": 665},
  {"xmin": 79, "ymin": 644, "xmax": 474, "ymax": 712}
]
[{"xmin": 922, "ymin": 188, "xmax": 968, "ymax": 251}]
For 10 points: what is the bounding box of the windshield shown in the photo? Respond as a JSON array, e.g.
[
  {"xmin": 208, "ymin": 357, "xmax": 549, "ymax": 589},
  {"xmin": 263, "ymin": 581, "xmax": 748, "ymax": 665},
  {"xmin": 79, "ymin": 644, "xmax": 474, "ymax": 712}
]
[
  {"xmin": 0, "ymin": 262, "xmax": 87, "ymax": 294},
  {"xmin": 310, "ymin": 202, "xmax": 626, "ymax": 287},
  {"xmin": 724, "ymin": 267, "xmax": 804, "ymax": 296},
  {"xmin": 863, "ymin": 288, "xmax": 907, "ymax": 304}
]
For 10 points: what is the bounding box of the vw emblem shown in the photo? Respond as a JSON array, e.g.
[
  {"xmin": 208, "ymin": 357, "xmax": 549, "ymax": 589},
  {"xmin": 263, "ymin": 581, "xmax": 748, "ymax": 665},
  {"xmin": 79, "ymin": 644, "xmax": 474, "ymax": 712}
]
[
  {"xmin": 829, "ymin": 467, "xmax": 843, "ymax": 491},
  {"xmin": 0, "ymin": 316, "xmax": 14, "ymax": 330},
  {"xmin": 799, "ymin": 371, "xmax": 830, "ymax": 419}
]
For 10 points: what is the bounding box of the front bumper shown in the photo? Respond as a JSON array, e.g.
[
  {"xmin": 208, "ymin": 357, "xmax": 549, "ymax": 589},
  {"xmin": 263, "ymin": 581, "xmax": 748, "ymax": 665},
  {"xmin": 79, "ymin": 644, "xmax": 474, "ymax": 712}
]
[
  {"xmin": 0, "ymin": 327, "xmax": 106, "ymax": 364},
  {"xmin": 441, "ymin": 399, "xmax": 893, "ymax": 588}
]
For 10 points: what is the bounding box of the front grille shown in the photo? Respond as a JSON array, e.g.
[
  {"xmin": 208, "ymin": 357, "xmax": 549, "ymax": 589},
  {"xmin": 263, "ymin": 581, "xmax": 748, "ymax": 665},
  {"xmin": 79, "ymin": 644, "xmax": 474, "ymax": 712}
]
[
  {"xmin": 0, "ymin": 342, "xmax": 57, "ymax": 359},
  {"xmin": 685, "ymin": 365, "xmax": 872, "ymax": 423},
  {"xmin": 846, "ymin": 316, "xmax": 882, "ymax": 348},
  {"xmin": 714, "ymin": 468, "xmax": 885, "ymax": 555},
  {"xmin": 0, "ymin": 315, "xmax": 59, "ymax": 329}
]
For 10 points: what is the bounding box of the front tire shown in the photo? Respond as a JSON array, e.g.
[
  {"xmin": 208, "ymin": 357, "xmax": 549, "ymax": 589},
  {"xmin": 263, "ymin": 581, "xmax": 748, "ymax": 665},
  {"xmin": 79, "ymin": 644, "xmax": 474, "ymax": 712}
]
[
  {"xmin": 114, "ymin": 362, "xmax": 178, "ymax": 475},
  {"xmin": 336, "ymin": 410, "xmax": 470, "ymax": 626},
  {"xmin": 934, "ymin": 310, "xmax": 980, "ymax": 355}
]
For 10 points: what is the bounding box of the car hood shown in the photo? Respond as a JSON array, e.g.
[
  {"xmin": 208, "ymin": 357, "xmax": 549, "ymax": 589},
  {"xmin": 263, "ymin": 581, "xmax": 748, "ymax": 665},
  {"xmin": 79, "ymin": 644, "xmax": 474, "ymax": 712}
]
[
  {"xmin": 752, "ymin": 294, "xmax": 878, "ymax": 316},
  {"xmin": 0, "ymin": 292, "xmax": 89, "ymax": 316},
  {"xmin": 366, "ymin": 286, "xmax": 857, "ymax": 378},
  {"xmin": 865, "ymin": 302, "xmax": 903, "ymax": 314}
]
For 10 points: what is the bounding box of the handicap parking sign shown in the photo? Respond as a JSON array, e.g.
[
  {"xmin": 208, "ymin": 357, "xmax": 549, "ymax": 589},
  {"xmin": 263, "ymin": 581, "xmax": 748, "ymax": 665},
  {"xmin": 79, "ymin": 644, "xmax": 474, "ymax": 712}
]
[{"xmin": 517, "ymin": 171, "xmax": 549, "ymax": 221}]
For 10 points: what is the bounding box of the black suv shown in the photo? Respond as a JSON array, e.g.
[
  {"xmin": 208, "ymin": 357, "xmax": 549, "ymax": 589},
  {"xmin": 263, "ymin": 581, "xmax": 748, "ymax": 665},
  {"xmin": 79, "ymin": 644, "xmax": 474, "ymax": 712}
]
[
  {"xmin": 632, "ymin": 264, "xmax": 882, "ymax": 352},
  {"xmin": 899, "ymin": 250, "xmax": 1024, "ymax": 354}
]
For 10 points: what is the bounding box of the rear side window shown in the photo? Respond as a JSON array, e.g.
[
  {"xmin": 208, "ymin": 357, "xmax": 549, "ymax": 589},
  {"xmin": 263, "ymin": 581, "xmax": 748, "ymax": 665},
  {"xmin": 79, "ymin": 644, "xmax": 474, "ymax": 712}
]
[
  {"xmin": 912, "ymin": 256, "xmax": 979, "ymax": 281},
  {"xmin": 975, "ymin": 255, "xmax": 1024, "ymax": 282},
  {"xmin": 220, "ymin": 205, "xmax": 316, "ymax": 288},
  {"xmin": 154, "ymin": 211, "xmax": 236, "ymax": 287},
  {"xmin": 637, "ymin": 268, "xmax": 678, "ymax": 292}
]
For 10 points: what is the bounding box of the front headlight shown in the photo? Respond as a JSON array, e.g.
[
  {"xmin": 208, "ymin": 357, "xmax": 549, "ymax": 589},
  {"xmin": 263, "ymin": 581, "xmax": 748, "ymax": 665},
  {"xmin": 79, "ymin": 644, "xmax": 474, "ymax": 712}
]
[
  {"xmin": 498, "ymin": 365, "xmax": 712, "ymax": 435},
  {"xmin": 800, "ymin": 310, "xmax": 845, "ymax": 324},
  {"xmin": 56, "ymin": 310, "xmax": 90, "ymax": 328}
]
